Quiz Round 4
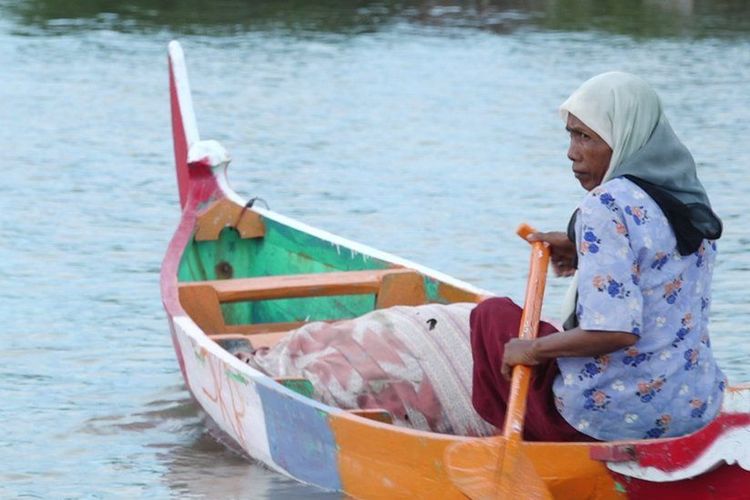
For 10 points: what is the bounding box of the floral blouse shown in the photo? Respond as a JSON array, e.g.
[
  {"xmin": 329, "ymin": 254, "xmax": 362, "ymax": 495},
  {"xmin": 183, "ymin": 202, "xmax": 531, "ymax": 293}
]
[{"xmin": 552, "ymin": 177, "xmax": 726, "ymax": 441}]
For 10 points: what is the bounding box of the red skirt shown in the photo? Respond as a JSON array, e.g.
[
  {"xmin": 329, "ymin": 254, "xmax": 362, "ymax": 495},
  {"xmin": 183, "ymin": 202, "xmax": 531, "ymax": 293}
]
[{"xmin": 470, "ymin": 297, "xmax": 595, "ymax": 442}]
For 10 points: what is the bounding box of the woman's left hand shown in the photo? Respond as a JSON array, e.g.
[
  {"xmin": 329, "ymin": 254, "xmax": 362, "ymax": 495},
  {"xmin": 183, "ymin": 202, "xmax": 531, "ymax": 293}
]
[{"xmin": 501, "ymin": 339, "xmax": 540, "ymax": 380}]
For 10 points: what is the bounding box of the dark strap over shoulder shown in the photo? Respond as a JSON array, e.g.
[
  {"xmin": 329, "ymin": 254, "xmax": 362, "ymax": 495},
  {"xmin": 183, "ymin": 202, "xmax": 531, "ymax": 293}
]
[
  {"xmin": 561, "ymin": 175, "xmax": 722, "ymax": 330},
  {"xmin": 563, "ymin": 209, "xmax": 580, "ymax": 330},
  {"xmin": 622, "ymin": 175, "xmax": 722, "ymax": 255}
]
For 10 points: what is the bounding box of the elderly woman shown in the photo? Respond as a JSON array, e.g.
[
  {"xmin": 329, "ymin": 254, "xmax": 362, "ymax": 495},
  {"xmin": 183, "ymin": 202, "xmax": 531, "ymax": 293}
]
[{"xmin": 471, "ymin": 72, "xmax": 726, "ymax": 442}]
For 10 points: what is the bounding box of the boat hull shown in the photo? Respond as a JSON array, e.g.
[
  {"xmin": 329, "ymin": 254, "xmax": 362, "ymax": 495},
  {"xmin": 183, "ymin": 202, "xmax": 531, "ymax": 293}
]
[
  {"xmin": 167, "ymin": 302, "xmax": 750, "ymax": 498},
  {"xmin": 161, "ymin": 40, "xmax": 750, "ymax": 498},
  {"xmin": 165, "ymin": 305, "xmax": 626, "ymax": 499}
]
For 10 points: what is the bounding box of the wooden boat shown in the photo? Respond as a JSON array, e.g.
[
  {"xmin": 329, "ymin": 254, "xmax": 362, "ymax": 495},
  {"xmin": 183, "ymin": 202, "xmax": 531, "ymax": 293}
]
[{"xmin": 160, "ymin": 40, "xmax": 750, "ymax": 498}]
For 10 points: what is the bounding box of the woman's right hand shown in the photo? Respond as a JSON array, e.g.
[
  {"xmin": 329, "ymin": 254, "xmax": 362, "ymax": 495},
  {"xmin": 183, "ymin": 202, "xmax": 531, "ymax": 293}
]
[{"xmin": 526, "ymin": 231, "xmax": 577, "ymax": 277}]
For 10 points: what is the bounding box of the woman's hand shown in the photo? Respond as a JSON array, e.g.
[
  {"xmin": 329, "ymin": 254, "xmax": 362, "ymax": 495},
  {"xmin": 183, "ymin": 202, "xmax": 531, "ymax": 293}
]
[
  {"xmin": 526, "ymin": 231, "xmax": 577, "ymax": 277},
  {"xmin": 501, "ymin": 339, "xmax": 540, "ymax": 380},
  {"xmin": 501, "ymin": 329, "xmax": 637, "ymax": 380}
]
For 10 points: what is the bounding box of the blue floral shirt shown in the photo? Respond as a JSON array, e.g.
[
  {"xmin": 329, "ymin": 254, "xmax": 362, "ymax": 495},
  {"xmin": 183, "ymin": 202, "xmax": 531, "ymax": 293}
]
[{"xmin": 552, "ymin": 178, "xmax": 726, "ymax": 441}]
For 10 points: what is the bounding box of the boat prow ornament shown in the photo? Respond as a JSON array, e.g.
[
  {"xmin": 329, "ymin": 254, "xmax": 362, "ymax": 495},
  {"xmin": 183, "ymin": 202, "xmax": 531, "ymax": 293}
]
[{"xmin": 188, "ymin": 140, "xmax": 230, "ymax": 170}]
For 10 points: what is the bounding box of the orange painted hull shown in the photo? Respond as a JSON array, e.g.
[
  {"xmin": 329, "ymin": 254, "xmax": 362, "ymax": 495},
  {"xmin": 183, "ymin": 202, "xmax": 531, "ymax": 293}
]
[{"xmin": 329, "ymin": 413, "xmax": 624, "ymax": 499}]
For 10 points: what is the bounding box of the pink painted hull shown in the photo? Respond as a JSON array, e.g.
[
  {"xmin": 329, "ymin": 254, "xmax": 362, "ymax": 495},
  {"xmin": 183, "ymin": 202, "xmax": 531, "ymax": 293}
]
[
  {"xmin": 612, "ymin": 464, "xmax": 750, "ymax": 499},
  {"xmin": 590, "ymin": 404, "xmax": 750, "ymax": 497}
]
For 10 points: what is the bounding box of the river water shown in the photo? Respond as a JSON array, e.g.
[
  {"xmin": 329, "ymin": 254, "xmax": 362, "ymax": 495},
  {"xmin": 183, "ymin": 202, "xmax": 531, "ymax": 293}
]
[{"xmin": 2, "ymin": 0, "xmax": 749, "ymax": 497}]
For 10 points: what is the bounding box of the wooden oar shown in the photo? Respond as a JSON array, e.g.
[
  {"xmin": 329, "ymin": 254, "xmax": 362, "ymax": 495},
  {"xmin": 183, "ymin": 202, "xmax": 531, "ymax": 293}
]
[{"xmin": 444, "ymin": 224, "xmax": 552, "ymax": 499}]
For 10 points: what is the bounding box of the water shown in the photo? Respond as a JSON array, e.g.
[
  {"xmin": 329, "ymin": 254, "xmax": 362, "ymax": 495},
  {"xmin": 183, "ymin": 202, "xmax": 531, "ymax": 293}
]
[{"xmin": 2, "ymin": 0, "xmax": 749, "ymax": 497}]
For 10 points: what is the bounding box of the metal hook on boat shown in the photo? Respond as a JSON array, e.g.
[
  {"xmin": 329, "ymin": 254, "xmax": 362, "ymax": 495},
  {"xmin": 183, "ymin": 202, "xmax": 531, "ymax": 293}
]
[
  {"xmin": 246, "ymin": 197, "xmax": 269, "ymax": 210},
  {"xmin": 233, "ymin": 197, "xmax": 269, "ymax": 230}
]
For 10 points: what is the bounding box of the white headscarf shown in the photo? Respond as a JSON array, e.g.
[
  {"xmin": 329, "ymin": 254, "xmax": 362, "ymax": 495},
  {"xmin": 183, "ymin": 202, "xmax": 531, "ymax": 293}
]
[
  {"xmin": 560, "ymin": 71, "xmax": 662, "ymax": 182},
  {"xmin": 558, "ymin": 72, "xmax": 720, "ymax": 326}
]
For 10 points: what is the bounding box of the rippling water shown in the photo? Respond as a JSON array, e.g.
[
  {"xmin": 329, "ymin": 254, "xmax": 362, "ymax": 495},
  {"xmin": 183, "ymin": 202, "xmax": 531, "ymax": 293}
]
[{"xmin": 2, "ymin": 0, "xmax": 750, "ymax": 497}]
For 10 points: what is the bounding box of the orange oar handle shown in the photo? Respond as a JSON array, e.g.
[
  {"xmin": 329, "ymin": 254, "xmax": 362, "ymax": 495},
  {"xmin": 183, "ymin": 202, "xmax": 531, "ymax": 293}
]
[
  {"xmin": 503, "ymin": 224, "xmax": 551, "ymax": 440},
  {"xmin": 516, "ymin": 223, "xmax": 536, "ymax": 242}
]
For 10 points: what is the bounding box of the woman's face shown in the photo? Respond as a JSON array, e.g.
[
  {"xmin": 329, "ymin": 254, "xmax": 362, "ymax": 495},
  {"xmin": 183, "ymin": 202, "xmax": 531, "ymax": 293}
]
[{"xmin": 566, "ymin": 114, "xmax": 613, "ymax": 191}]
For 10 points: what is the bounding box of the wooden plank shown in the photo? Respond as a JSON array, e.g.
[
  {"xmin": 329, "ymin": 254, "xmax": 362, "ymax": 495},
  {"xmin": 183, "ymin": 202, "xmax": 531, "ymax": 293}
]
[
  {"xmin": 178, "ymin": 284, "xmax": 225, "ymax": 335},
  {"xmin": 246, "ymin": 331, "xmax": 289, "ymax": 349},
  {"xmin": 375, "ymin": 271, "xmax": 426, "ymax": 309},
  {"xmin": 437, "ymin": 282, "xmax": 487, "ymax": 304},
  {"xmin": 209, "ymin": 333, "xmax": 248, "ymax": 341},
  {"xmin": 194, "ymin": 198, "xmax": 265, "ymax": 241},
  {"xmin": 179, "ymin": 268, "xmax": 415, "ymax": 303},
  {"xmin": 223, "ymin": 321, "xmax": 309, "ymax": 335},
  {"xmin": 180, "ymin": 268, "xmax": 427, "ymax": 344},
  {"xmin": 347, "ymin": 409, "xmax": 394, "ymax": 425}
]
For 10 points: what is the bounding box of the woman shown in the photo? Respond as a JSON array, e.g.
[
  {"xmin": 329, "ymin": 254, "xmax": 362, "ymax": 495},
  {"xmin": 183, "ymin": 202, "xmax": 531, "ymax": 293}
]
[{"xmin": 471, "ymin": 72, "xmax": 726, "ymax": 442}]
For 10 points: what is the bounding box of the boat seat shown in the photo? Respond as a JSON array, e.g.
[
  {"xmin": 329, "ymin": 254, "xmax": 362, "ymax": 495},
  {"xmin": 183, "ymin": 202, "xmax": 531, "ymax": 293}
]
[{"xmin": 178, "ymin": 268, "xmax": 426, "ymax": 335}]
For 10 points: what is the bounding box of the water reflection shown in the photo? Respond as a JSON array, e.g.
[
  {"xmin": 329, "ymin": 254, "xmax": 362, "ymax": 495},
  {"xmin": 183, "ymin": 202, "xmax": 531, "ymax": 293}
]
[
  {"xmin": 81, "ymin": 394, "xmax": 339, "ymax": 498},
  {"xmin": 4, "ymin": 0, "xmax": 750, "ymax": 38},
  {"xmin": 160, "ymin": 414, "xmax": 340, "ymax": 499}
]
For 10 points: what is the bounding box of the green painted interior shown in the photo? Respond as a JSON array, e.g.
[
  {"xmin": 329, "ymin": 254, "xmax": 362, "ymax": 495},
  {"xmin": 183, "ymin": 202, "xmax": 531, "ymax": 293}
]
[
  {"xmin": 226, "ymin": 295, "xmax": 376, "ymax": 324},
  {"xmin": 177, "ymin": 214, "xmax": 447, "ymax": 325},
  {"xmin": 277, "ymin": 378, "xmax": 316, "ymax": 399}
]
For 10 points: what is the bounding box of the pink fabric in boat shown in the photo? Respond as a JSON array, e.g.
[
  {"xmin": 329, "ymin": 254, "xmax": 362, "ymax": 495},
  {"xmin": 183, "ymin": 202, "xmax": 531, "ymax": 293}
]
[{"xmin": 252, "ymin": 303, "xmax": 496, "ymax": 437}]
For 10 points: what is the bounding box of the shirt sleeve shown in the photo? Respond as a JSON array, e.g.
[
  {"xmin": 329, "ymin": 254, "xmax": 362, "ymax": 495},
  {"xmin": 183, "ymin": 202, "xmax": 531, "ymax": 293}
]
[{"xmin": 575, "ymin": 187, "xmax": 643, "ymax": 335}]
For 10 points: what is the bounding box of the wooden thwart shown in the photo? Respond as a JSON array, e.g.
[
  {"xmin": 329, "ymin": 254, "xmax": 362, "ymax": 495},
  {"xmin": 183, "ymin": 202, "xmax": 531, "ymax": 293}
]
[
  {"xmin": 437, "ymin": 282, "xmax": 487, "ymax": 304},
  {"xmin": 375, "ymin": 271, "xmax": 427, "ymax": 308},
  {"xmin": 181, "ymin": 268, "xmax": 423, "ymax": 303},
  {"xmin": 224, "ymin": 320, "xmax": 309, "ymax": 335},
  {"xmin": 178, "ymin": 268, "xmax": 427, "ymax": 336}
]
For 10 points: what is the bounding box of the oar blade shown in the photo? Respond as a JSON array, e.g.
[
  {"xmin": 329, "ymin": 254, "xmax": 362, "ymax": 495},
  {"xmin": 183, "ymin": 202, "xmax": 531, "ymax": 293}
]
[
  {"xmin": 445, "ymin": 438, "xmax": 552, "ymax": 499},
  {"xmin": 444, "ymin": 438, "xmax": 504, "ymax": 499},
  {"xmin": 496, "ymin": 439, "xmax": 553, "ymax": 500}
]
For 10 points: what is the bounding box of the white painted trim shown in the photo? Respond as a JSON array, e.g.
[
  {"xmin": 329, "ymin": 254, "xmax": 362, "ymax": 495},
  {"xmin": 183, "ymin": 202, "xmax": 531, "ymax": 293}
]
[
  {"xmin": 168, "ymin": 41, "xmax": 200, "ymax": 147},
  {"xmin": 173, "ymin": 313, "xmax": 351, "ymax": 414},
  {"xmin": 173, "ymin": 315, "xmax": 266, "ymax": 380},
  {"xmin": 172, "ymin": 315, "xmax": 282, "ymax": 473},
  {"xmin": 172, "ymin": 312, "xmax": 354, "ymax": 482},
  {"xmin": 607, "ymin": 426, "xmax": 750, "ymax": 481},
  {"xmin": 723, "ymin": 387, "xmax": 750, "ymax": 414},
  {"xmin": 607, "ymin": 387, "xmax": 750, "ymax": 481},
  {"xmin": 211, "ymin": 169, "xmax": 494, "ymax": 298},
  {"xmin": 188, "ymin": 140, "xmax": 230, "ymax": 168},
  {"xmin": 257, "ymin": 207, "xmax": 492, "ymax": 295}
]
